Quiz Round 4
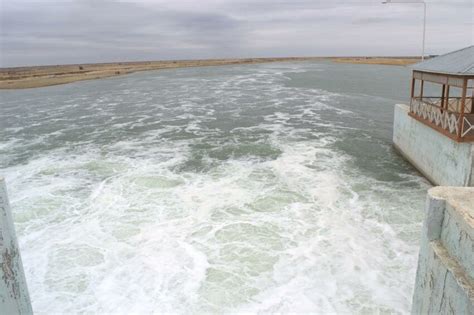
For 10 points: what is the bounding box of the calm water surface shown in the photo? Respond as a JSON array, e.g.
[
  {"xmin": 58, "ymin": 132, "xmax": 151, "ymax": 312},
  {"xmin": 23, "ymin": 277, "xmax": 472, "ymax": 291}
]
[{"xmin": 0, "ymin": 61, "xmax": 430, "ymax": 313}]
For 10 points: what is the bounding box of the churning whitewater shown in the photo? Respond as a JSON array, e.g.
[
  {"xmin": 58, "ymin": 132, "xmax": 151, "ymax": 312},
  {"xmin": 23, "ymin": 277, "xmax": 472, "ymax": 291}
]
[{"xmin": 0, "ymin": 61, "xmax": 429, "ymax": 313}]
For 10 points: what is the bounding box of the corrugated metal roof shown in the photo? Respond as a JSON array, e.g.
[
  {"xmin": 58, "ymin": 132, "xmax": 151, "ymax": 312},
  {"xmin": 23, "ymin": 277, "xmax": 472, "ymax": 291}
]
[{"xmin": 412, "ymin": 46, "xmax": 474, "ymax": 76}]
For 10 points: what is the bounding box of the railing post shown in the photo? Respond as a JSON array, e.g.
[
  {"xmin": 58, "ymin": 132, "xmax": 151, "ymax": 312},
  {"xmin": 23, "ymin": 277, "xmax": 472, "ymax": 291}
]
[
  {"xmin": 0, "ymin": 177, "xmax": 33, "ymax": 314},
  {"xmin": 420, "ymin": 80, "xmax": 424, "ymax": 101},
  {"xmin": 445, "ymin": 85, "xmax": 450, "ymax": 110},
  {"xmin": 470, "ymin": 80, "xmax": 474, "ymax": 114},
  {"xmin": 440, "ymin": 84, "xmax": 446, "ymax": 113},
  {"xmin": 457, "ymin": 78, "xmax": 468, "ymax": 141}
]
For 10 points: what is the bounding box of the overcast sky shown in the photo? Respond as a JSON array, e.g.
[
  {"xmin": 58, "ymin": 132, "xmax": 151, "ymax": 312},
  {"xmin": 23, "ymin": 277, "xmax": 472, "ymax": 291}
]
[{"xmin": 1, "ymin": 0, "xmax": 472, "ymax": 67}]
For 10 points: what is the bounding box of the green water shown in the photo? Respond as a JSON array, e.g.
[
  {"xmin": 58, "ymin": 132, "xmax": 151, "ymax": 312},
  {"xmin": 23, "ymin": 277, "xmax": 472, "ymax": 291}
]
[{"xmin": 0, "ymin": 61, "xmax": 430, "ymax": 313}]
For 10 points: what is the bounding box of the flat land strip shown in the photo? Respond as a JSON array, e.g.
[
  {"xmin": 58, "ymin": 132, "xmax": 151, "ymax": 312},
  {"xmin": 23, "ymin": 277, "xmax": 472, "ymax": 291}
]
[
  {"xmin": 0, "ymin": 58, "xmax": 321, "ymax": 89},
  {"xmin": 0, "ymin": 57, "xmax": 420, "ymax": 89},
  {"xmin": 331, "ymin": 57, "xmax": 420, "ymax": 66}
]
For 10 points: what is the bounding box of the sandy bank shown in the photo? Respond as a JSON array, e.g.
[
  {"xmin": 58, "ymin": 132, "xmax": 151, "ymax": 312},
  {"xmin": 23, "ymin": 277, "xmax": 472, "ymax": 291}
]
[
  {"xmin": 0, "ymin": 58, "xmax": 320, "ymax": 89},
  {"xmin": 0, "ymin": 57, "xmax": 420, "ymax": 89}
]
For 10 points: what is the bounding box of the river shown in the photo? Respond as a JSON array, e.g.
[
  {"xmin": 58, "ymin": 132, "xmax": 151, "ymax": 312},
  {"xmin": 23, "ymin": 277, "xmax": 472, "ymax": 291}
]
[{"xmin": 0, "ymin": 61, "xmax": 430, "ymax": 313}]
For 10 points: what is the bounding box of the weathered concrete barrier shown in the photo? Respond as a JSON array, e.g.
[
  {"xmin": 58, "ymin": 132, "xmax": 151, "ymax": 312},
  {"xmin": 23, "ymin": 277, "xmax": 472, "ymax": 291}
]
[
  {"xmin": 0, "ymin": 177, "xmax": 33, "ymax": 314},
  {"xmin": 393, "ymin": 104, "xmax": 474, "ymax": 186},
  {"xmin": 412, "ymin": 186, "xmax": 474, "ymax": 314}
]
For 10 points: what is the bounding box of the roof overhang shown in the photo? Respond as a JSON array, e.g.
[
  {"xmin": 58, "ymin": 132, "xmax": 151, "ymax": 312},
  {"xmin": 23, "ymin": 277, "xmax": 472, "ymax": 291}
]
[
  {"xmin": 413, "ymin": 70, "xmax": 474, "ymax": 88},
  {"xmin": 411, "ymin": 45, "xmax": 474, "ymax": 77}
]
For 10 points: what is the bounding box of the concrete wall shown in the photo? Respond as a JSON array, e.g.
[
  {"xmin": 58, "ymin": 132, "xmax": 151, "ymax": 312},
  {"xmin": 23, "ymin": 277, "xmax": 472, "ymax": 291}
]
[
  {"xmin": 0, "ymin": 177, "xmax": 33, "ymax": 314},
  {"xmin": 412, "ymin": 187, "xmax": 474, "ymax": 314},
  {"xmin": 393, "ymin": 104, "xmax": 474, "ymax": 187}
]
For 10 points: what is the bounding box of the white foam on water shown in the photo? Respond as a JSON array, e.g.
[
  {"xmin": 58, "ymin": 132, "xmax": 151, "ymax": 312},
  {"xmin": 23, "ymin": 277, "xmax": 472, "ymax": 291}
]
[{"xmin": 0, "ymin": 63, "xmax": 429, "ymax": 314}]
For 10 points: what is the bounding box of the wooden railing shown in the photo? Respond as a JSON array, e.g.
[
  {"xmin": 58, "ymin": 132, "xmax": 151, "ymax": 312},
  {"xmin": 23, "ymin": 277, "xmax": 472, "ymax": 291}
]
[
  {"xmin": 412, "ymin": 96, "xmax": 473, "ymax": 113},
  {"xmin": 409, "ymin": 97, "xmax": 474, "ymax": 141}
]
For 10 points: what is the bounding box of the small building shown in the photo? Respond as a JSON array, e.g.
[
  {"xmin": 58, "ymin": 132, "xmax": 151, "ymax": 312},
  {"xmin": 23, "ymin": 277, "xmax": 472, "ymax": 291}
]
[
  {"xmin": 409, "ymin": 46, "xmax": 474, "ymax": 142},
  {"xmin": 393, "ymin": 46, "xmax": 474, "ymax": 186}
]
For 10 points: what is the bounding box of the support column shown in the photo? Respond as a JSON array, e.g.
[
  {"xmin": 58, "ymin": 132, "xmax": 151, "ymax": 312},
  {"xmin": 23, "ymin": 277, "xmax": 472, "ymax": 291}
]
[
  {"xmin": 470, "ymin": 81, "xmax": 474, "ymax": 114},
  {"xmin": 0, "ymin": 177, "xmax": 33, "ymax": 314},
  {"xmin": 420, "ymin": 80, "xmax": 424, "ymax": 100},
  {"xmin": 445, "ymin": 85, "xmax": 450, "ymax": 110},
  {"xmin": 410, "ymin": 76, "xmax": 416, "ymax": 111},
  {"xmin": 457, "ymin": 78, "xmax": 468, "ymax": 141},
  {"xmin": 441, "ymin": 84, "xmax": 446, "ymax": 112}
]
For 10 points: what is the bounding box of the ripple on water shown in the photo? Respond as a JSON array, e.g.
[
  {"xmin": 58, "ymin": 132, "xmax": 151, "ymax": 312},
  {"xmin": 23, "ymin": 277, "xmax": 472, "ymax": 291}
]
[{"xmin": 0, "ymin": 62, "xmax": 428, "ymax": 314}]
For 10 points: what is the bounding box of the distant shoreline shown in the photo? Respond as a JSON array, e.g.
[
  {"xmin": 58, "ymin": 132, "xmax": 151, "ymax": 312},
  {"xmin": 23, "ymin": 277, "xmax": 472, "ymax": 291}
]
[
  {"xmin": 331, "ymin": 57, "xmax": 420, "ymax": 66},
  {"xmin": 0, "ymin": 57, "xmax": 420, "ymax": 89}
]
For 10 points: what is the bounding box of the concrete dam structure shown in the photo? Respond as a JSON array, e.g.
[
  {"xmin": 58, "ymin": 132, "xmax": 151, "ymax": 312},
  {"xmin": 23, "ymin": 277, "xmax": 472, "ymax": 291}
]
[
  {"xmin": 393, "ymin": 47, "xmax": 474, "ymax": 313},
  {"xmin": 393, "ymin": 103, "xmax": 474, "ymax": 186},
  {"xmin": 0, "ymin": 177, "xmax": 33, "ymax": 314},
  {"xmin": 412, "ymin": 187, "xmax": 474, "ymax": 313}
]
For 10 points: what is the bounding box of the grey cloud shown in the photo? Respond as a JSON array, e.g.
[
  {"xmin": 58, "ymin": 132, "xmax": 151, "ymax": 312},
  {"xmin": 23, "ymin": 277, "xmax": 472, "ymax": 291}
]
[
  {"xmin": 1, "ymin": 0, "xmax": 472, "ymax": 67},
  {"xmin": 352, "ymin": 17, "xmax": 393, "ymax": 25}
]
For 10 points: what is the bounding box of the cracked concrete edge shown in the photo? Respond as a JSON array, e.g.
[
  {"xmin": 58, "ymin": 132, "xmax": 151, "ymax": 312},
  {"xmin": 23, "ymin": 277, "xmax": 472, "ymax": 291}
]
[
  {"xmin": 424, "ymin": 193, "xmax": 447, "ymax": 241},
  {"xmin": 412, "ymin": 187, "xmax": 474, "ymax": 314},
  {"xmin": 431, "ymin": 240, "xmax": 474, "ymax": 302},
  {"xmin": 428, "ymin": 187, "xmax": 474, "ymax": 239},
  {"xmin": 0, "ymin": 177, "xmax": 33, "ymax": 314},
  {"xmin": 470, "ymin": 146, "xmax": 474, "ymax": 186}
]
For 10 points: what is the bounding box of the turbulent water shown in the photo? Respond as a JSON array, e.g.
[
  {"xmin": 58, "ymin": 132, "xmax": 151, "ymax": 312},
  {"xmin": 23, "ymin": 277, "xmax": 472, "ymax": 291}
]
[{"xmin": 0, "ymin": 61, "xmax": 430, "ymax": 314}]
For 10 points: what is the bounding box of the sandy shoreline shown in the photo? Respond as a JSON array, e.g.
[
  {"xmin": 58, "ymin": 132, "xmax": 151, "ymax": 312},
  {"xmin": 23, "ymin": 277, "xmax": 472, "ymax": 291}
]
[
  {"xmin": 0, "ymin": 58, "xmax": 319, "ymax": 89},
  {"xmin": 0, "ymin": 57, "xmax": 419, "ymax": 89}
]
